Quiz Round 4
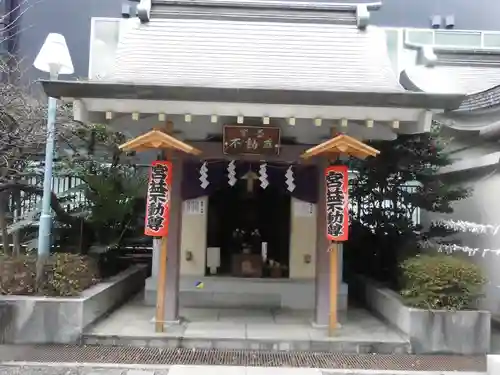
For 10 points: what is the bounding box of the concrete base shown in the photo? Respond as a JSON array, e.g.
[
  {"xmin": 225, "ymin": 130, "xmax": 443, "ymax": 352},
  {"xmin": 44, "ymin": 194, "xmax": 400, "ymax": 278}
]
[
  {"xmin": 351, "ymin": 274, "xmax": 491, "ymax": 355},
  {"xmin": 83, "ymin": 298, "xmax": 409, "ymax": 353},
  {"xmin": 145, "ymin": 276, "xmax": 348, "ymax": 311},
  {"xmin": 488, "ymin": 355, "xmax": 500, "ymax": 375},
  {"xmin": 0, "ymin": 266, "xmax": 147, "ymax": 344}
]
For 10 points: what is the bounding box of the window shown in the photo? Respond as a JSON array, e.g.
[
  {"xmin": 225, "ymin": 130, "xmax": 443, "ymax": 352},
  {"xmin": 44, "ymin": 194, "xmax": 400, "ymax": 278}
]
[
  {"xmin": 89, "ymin": 18, "xmax": 121, "ymax": 79},
  {"xmin": 434, "ymin": 31, "xmax": 482, "ymax": 48},
  {"xmin": 484, "ymin": 33, "xmax": 500, "ymax": 48},
  {"xmin": 406, "ymin": 30, "xmax": 434, "ymax": 45},
  {"xmin": 404, "ymin": 28, "xmax": 500, "ymax": 50}
]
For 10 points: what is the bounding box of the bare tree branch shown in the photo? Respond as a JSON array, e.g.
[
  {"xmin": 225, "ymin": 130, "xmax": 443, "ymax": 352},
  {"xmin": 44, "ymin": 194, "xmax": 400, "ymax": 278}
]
[
  {"xmin": 0, "ymin": 55, "xmax": 82, "ymax": 179},
  {"xmin": 0, "ymin": 181, "xmax": 79, "ymax": 226}
]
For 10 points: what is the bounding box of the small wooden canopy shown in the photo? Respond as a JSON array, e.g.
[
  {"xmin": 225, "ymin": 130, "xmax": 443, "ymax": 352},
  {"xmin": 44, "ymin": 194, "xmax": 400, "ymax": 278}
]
[
  {"xmin": 300, "ymin": 134, "xmax": 380, "ymax": 160},
  {"xmin": 119, "ymin": 128, "xmax": 202, "ymax": 155}
]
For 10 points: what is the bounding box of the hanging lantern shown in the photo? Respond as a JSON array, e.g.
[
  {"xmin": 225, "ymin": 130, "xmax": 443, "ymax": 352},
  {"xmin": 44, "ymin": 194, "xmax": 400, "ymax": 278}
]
[
  {"xmin": 285, "ymin": 165, "xmax": 295, "ymax": 192},
  {"xmin": 199, "ymin": 162, "xmax": 209, "ymax": 189},
  {"xmin": 144, "ymin": 161, "xmax": 173, "ymax": 237},
  {"xmin": 325, "ymin": 165, "xmax": 349, "ymax": 242},
  {"xmin": 259, "ymin": 163, "xmax": 269, "ymax": 189}
]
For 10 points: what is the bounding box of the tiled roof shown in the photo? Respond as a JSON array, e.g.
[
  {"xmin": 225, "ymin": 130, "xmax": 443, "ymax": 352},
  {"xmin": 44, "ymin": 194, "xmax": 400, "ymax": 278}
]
[
  {"xmin": 456, "ymin": 84, "xmax": 500, "ymax": 112},
  {"xmin": 109, "ymin": 17, "xmax": 403, "ymax": 93}
]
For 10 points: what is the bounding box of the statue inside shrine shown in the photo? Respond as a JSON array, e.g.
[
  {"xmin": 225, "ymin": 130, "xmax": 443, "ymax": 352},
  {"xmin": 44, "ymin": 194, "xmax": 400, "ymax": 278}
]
[
  {"xmin": 230, "ymin": 195, "xmax": 265, "ymax": 277},
  {"xmin": 230, "ymin": 197, "xmax": 262, "ymax": 254}
]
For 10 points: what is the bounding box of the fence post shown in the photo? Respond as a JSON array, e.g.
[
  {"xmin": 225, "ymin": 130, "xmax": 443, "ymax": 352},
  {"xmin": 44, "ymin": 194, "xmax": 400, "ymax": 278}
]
[{"xmin": 11, "ymin": 190, "xmax": 21, "ymax": 256}]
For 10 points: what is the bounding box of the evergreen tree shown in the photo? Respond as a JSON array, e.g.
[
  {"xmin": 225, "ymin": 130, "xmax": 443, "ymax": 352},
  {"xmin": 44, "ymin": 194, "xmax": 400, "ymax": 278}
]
[{"xmin": 346, "ymin": 123, "xmax": 469, "ymax": 285}]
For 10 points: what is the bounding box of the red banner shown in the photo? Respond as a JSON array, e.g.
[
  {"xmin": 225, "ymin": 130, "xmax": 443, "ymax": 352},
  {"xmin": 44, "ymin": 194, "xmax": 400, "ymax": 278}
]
[
  {"xmin": 145, "ymin": 161, "xmax": 173, "ymax": 237},
  {"xmin": 325, "ymin": 165, "xmax": 349, "ymax": 242}
]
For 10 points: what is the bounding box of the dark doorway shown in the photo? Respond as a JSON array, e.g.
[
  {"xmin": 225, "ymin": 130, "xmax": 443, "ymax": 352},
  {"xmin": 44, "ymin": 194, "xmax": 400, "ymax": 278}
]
[{"xmin": 206, "ymin": 172, "xmax": 291, "ymax": 277}]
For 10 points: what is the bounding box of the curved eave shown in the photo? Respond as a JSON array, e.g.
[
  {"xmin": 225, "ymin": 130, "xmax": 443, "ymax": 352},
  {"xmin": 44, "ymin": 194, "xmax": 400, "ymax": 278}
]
[
  {"xmin": 401, "ymin": 67, "xmax": 500, "ymax": 113},
  {"xmin": 400, "ymin": 66, "xmax": 500, "ymax": 95},
  {"xmin": 39, "ymin": 80, "xmax": 465, "ymax": 110},
  {"xmin": 399, "ymin": 70, "xmax": 423, "ymax": 93}
]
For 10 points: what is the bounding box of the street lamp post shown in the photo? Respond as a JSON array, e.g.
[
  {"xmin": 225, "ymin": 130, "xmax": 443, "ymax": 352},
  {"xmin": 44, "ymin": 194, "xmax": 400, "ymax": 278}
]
[{"xmin": 33, "ymin": 33, "xmax": 74, "ymax": 257}]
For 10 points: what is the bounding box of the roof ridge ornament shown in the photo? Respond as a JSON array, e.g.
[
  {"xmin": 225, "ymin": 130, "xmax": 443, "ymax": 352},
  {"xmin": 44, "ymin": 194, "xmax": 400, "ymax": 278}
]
[
  {"xmin": 151, "ymin": 0, "xmax": 382, "ymax": 12},
  {"xmin": 356, "ymin": 4, "xmax": 369, "ymax": 30},
  {"xmin": 137, "ymin": 0, "xmax": 152, "ymax": 23}
]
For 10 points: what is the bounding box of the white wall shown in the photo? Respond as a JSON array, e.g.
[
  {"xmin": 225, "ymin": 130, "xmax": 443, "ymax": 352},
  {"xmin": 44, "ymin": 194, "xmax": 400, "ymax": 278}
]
[
  {"xmin": 289, "ymin": 198, "xmax": 317, "ymax": 278},
  {"xmin": 180, "ymin": 197, "xmax": 208, "ymax": 276},
  {"xmin": 421, "ymin": 145, "xmax": 500, "ymax": 314}
]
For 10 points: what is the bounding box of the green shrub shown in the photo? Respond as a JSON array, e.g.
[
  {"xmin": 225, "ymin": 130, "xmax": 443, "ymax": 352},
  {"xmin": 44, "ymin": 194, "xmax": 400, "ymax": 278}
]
[
  {"xmin": 399, "ymin": 254, "xmax": 486, "ymax": 310},
  {"xmin": 0, "ymin": 253, "xmax": 100, "ymax": 296}
]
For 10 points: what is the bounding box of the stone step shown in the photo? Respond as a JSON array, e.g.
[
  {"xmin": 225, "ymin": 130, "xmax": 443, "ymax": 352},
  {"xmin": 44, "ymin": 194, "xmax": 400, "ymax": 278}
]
[{"xmin": 81, "ymin": 333, "xmax": 411, "ymax": 354}]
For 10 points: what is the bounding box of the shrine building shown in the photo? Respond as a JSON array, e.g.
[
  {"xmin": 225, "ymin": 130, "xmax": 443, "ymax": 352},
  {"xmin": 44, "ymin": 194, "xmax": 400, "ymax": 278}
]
[{"xmin": 39, "ymin": 0, "xmax": 463, "ymax": 329}]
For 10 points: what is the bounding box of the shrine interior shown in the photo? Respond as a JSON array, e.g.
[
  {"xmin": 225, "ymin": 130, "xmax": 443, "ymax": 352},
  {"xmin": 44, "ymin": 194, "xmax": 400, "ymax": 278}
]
[{"xmin": 206, "ymin": 166, "xmax": 291, "ymax": 278}]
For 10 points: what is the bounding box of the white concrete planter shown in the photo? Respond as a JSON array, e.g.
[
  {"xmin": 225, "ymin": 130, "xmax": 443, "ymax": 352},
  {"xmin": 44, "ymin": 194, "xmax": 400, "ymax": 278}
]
[
  {"xmin": 0, "ymin": 265, "xmax": 147, "ymax": 344},
  {"xmin": 351, "ymin": 274, "xmax": 491, "ymax": 354},
  {"xmin": 488, "ymin": 355, "xmax": 500, "ymax": 375}
]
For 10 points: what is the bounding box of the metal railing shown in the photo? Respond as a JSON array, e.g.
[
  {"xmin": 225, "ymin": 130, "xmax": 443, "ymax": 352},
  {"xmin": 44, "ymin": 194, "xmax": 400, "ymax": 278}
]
[
  {"xmin": 9, "ymin": 175, "xmax": 87, "ymax": 221},
  {"xmin": 8, "ymin": 176, "xmax": 421, "ymax": 228},
  {"xmin": 349, "ymin": 183, "xmax": 420, "ymax": 225}
]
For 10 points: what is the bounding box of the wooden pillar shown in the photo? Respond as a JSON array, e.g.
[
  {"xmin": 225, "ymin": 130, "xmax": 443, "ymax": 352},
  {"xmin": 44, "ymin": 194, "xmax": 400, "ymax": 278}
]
[
  {"xmin": 119, "ymin": 122, "xmax": 198, "ymax": 332},
  {"xmin": 165, "ymin": 157, "xmax": 182, "ymax": 322},
  {"xmin": 328, "ymin": 129, "xmax": 340, "ymax": 333},
  {"xmin": 155, "ymin": 236, "xmax": 168, "ymax": 332},
  {"xmin": 329, "ymin": 242, "xmax": 339, "ymax": 332},
  {"xmin": 314, "ymin": 158, "xmax": 330, "ymax": 326},
  {"xmin": 154, "ymin": 157, "xmax": 183, "ymax": 329},
  {"xmin": 155, "ymin": 121, "xmax": 174, "ymax": 332},
  {"xmin": 305, "ymin": 130, "xmax": 379, "ymax": 332}
]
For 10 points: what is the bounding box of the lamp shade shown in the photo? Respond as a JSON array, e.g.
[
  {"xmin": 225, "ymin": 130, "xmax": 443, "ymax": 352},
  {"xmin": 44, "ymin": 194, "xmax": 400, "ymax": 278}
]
[{"xmin": 34, "ymin": 33, "xmax": 74, "ymax": 75}]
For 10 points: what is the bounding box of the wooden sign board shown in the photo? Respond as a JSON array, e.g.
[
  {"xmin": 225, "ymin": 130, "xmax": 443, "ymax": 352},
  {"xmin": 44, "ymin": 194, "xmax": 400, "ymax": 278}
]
[
  {"xmin": 325, "ymin": 165, "xmax": 349, "ymax": 242},
  {"xmin": 223, "ymin": 125, "xmax": 280, "ymax": 156},
  {"xmin": 145, "ymin": 161, "xmax": 172, "ymax": 237}
]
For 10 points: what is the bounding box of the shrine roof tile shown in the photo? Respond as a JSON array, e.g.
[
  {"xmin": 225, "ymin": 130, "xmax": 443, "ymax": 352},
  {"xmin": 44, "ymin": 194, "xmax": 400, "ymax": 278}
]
[
  {"xmin": 104, "ymin": 17, "xmax": 403, "ymax": 93},
  {"xmin": 455, "ymin": 85, "xmax": 500, "ymax": 112}
]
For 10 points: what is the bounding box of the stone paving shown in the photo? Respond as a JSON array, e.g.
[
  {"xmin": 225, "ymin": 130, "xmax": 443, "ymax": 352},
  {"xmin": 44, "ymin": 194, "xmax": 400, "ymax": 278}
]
[
  {"xmin": 84, "ymin": 298, "xmax": 409, "ymax": 353},
  {"xmin": 0, "ymin": 365, "xmax": 487, "ymax": 375},
  {"xmin": 0, "ymin": 367, "xmax": 169, "ymax": 375}
]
